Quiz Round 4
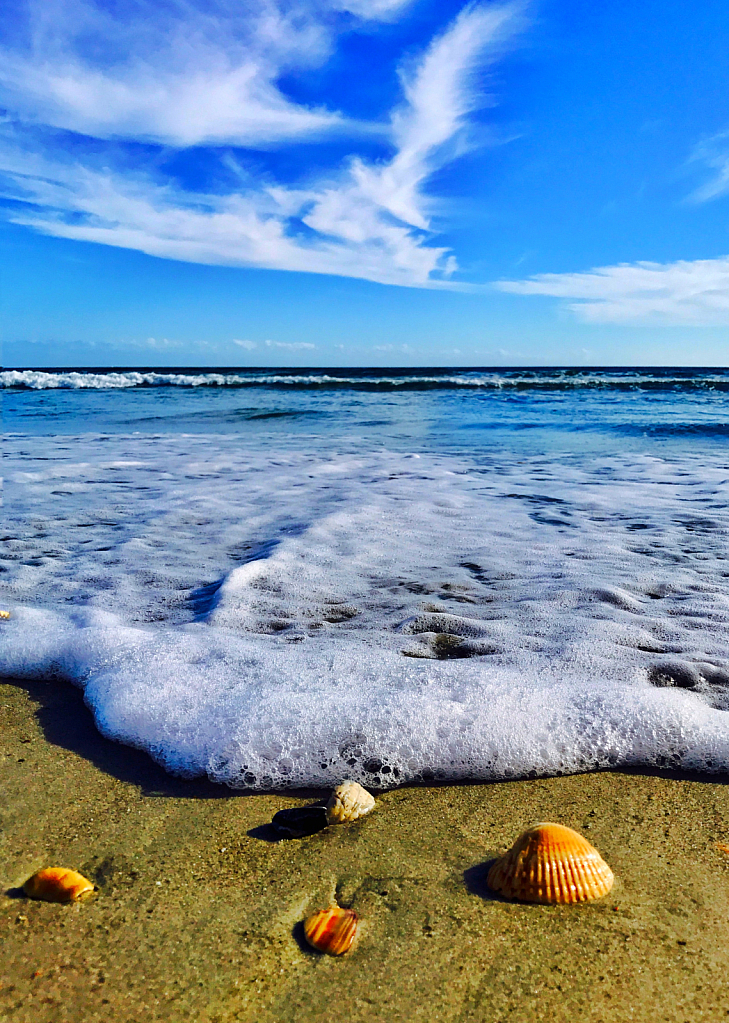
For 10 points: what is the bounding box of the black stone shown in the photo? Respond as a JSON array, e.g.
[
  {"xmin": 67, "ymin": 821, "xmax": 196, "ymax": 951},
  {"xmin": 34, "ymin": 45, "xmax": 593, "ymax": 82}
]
[{"xmin": 271, "ymin": 805, "xmax": 328, "ymax": 838}]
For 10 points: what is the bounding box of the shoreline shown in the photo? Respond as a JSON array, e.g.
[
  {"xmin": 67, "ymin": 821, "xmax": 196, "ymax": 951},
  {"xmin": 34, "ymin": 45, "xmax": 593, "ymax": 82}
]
[{"xmin": 3, "ymin": 676, "xmax": 729, "ymax": 1022}]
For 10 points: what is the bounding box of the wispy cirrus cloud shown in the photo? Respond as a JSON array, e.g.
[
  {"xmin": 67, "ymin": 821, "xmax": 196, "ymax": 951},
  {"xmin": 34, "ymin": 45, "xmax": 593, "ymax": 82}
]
[
  {"xmin": 687, "ymin": 130, "xmax": 729, "ymax": 204},
  {"xmin": 0, "ymin": 1, "xmax": 529, "ymax": 288},
  {"xmin": 0, "ymin": 0, "xmax": 412, "ymax": 147},
  {"xmin": 494, "ymin": 127, "xmax": 729, "ymax": 326},
  {"xmin": 497, "ymin": 256, "xmax": 729, "ymax": 325}
]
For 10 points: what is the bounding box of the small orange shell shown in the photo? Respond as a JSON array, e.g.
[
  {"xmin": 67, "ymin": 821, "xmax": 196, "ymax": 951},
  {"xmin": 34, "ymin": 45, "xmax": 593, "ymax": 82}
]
[
  {"xmin": 303, "ymin": 906, "xmax": 358, "ymax": 956},
  {"xmin": 487, "ymin": 822, "xmax": 614, "ymax": 905},
  {"xmin": 23, "ymin": 867, "xmax": 94, "ymax": 903}
]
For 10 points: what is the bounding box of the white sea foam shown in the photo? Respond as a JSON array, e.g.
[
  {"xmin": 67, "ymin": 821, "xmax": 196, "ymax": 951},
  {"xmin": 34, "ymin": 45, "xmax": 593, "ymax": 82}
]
[
  {"xmin": 3, "ymin": 433, "xmax": 729, "ymax": 788},
  {"xmin": 3, "ymin": 368, "xmax": 729, "ymax": 391}
]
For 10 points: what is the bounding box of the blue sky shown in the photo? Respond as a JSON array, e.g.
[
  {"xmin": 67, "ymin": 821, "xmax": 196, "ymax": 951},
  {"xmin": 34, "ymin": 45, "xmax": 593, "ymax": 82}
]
[{"xmin": 2, "ymin": 0, "xmax": 729, "ymax": 367}]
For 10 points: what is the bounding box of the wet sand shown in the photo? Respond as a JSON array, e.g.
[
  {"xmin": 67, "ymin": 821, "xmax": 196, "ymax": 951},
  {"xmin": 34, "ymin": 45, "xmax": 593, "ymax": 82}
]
[{"xmin": 2, "ymin": 676, "xmax": 729, "ymax": 1023}]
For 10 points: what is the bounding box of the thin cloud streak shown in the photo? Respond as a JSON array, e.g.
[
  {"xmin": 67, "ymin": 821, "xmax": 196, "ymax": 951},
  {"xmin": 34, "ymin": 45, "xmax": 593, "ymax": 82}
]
[
  {"xmin": 0, "ymin": 2, "xmax": 528, "ymax": 288},
  {"xmin": 687, "ymin": 131, "xmax": 729, "ymax": 204},
  {"xmin": 497, "ymin": 257, "xmax": 729, "ymax": 325},
  {"xmin": 266, "ymin": 339, "xmax": 316, "ymax": 349}
]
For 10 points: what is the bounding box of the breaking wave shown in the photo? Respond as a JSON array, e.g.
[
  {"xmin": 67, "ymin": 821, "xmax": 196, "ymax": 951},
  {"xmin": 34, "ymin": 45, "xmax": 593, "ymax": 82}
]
[{"xmin": 3, "ymin": 367, "xmax": 729, "ymax": 392}]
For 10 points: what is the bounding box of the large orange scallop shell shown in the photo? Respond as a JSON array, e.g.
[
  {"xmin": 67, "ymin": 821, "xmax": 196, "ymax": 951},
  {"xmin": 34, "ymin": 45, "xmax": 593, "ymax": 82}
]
[
  {"xmin": 23, "ymin": 867, "xmax": 95, "ymax": 903},
  {"xmin": 303, "ymin": 906, "xmax": 358, "ymax": 955},
  {"xmin": 487, "ymin": 823, "xmax": 614, "ymax": 905}
]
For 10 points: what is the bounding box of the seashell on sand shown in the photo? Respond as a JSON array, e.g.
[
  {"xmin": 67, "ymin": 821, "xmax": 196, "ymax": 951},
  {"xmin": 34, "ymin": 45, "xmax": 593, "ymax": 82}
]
[
  {"xmin": 326, "ymin": 780, "xmax": 376, "ymax": 825},
  {"xmin": 23, "ymin": 867, "xmax": 95, "ymax": 903},
  {"xmin": 272, "ymin": 805, "xmax": 328, "ymax": 838},
  {"xmin": 487, "ymin": 822, "xmax": 614, "ymax": 905},
  {"xmin": 0, "ymin": 610, "xmax": 10, "ymax": 619},
  {"xmin": 303, "ymin": 906, "xmax": 359, "ymax": 956}
]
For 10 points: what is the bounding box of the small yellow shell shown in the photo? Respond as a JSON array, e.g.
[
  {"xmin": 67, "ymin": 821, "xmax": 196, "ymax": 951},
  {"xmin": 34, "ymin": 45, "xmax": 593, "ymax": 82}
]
[
  {"xmin": 23, "ymin": 867, "xmax": 95, "ymax": 903},
  {"xmin": 0, "ymin": 610, "xmax": 10, "ymax": 619},
  {"xmin": 326, "ymin": 780, "xmax": 376, "ymax": 825},
  {"xmin": 487, "ymin": 822, "xmax": 614, "ymax": 905},
  {"xmin": 303, "ymin": 906, "xmax": 358, "ymax": 956}
]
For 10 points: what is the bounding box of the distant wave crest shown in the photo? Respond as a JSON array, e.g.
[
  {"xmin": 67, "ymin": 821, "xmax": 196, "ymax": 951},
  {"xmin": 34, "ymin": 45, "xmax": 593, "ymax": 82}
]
[{"xmin": 2, "ymin": 368, "xmax": 729, "ymax": 392}]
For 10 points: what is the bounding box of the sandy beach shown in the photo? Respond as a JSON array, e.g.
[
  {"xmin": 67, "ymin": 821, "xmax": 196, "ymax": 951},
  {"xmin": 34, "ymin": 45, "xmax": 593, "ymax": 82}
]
[{"xmin": 2, "ymin": 675, "xmax": 729, "ymax": 1023}]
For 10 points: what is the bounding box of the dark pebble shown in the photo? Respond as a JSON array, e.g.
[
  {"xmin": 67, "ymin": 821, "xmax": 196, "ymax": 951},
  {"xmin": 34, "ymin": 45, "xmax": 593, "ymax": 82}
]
[{"xmin": 271, "ymin": 805, "xmax": 328, "ymax": 838}]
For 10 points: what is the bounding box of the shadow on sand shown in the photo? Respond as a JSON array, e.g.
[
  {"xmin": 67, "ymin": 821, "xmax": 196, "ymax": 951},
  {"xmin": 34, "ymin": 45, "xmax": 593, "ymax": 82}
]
[
  {"xmin": 462, "ymin": 858, "xmax": 514, "ymax": 903},
  {"xmin": 291, "ymin": 920, "xmax": 323, "ymax": 957},
  {"xmin": 2, "ymin": 675, "xmax": 230, "ymax": 798},
  {"xmin": 1, "ymin": 675, "xmax": 335, "ymax": 803}
]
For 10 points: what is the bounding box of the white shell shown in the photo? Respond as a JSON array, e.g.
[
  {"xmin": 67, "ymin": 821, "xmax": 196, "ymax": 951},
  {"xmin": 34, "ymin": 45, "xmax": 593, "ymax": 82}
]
[{"xmin": 326, "ymin": 781, "xmax": 376, "ymax": 824}]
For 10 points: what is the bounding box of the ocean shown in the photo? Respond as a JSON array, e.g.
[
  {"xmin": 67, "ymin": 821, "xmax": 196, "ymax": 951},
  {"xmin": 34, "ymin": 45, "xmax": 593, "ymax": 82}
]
[{"xmin": 2, "ymin": 366, "xmax": 729, "ymax": 789}]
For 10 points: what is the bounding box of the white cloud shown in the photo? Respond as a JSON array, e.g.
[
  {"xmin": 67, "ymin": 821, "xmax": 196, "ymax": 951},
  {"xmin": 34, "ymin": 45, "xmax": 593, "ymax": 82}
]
[
  {"xmin": 303, "ymin": 2, "xmax": 527, "ymax": 236},
  {"xmin": 0, "ymin": 3, "xmax": 528, "ymax": 288},
  {"xmin": 497, "ymin": 256, "xmax": 729, "ymax": 325},
  {"xmin": 145, "ymin": 337, "xmax": 181, "ymax": 349},
  {"xmin": 334, "ymin": 0, "xmax": 414, "ymax": 16},
  {"xmin": 493, "ymin": 123, "xmax": 729, "ymax": 324},
  {"xmin": 0, "ymin": 0, "xmax": 411, "ymax": 147},
  {"xmin": 232, "ymin": 339, "xmax": 257, "ymax": 350},
  {"xmin": 265, "ymin": 340, "xmax": 316, "ymax": 350},
  {"xmin": 116, "ymin": 336, "xmax": 184, "ymax": 350},
  {"xmin": 688, "ymin": 131, "xmax": 729, "ymax": 203}
]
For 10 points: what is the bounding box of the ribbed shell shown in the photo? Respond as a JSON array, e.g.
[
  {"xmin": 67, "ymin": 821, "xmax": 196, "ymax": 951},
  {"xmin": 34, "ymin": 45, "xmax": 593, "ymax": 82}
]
[
  {"xmin": 487, "ymin": 823, "xmax": 614, "ymax": 904},
  {"xmin": 303, "ymin": 906, "xmax": 358, "ymax": 955},
  {"xmin": 23, "ymin": 867, "xmax": 94, "ymax": 903}
]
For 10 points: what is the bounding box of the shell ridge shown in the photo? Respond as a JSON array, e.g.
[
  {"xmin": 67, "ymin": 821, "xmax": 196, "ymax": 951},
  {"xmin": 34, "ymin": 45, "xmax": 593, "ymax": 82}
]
[{"xmin": 555, "ymin": 854, "xmax": 571, "ymax": 902}]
